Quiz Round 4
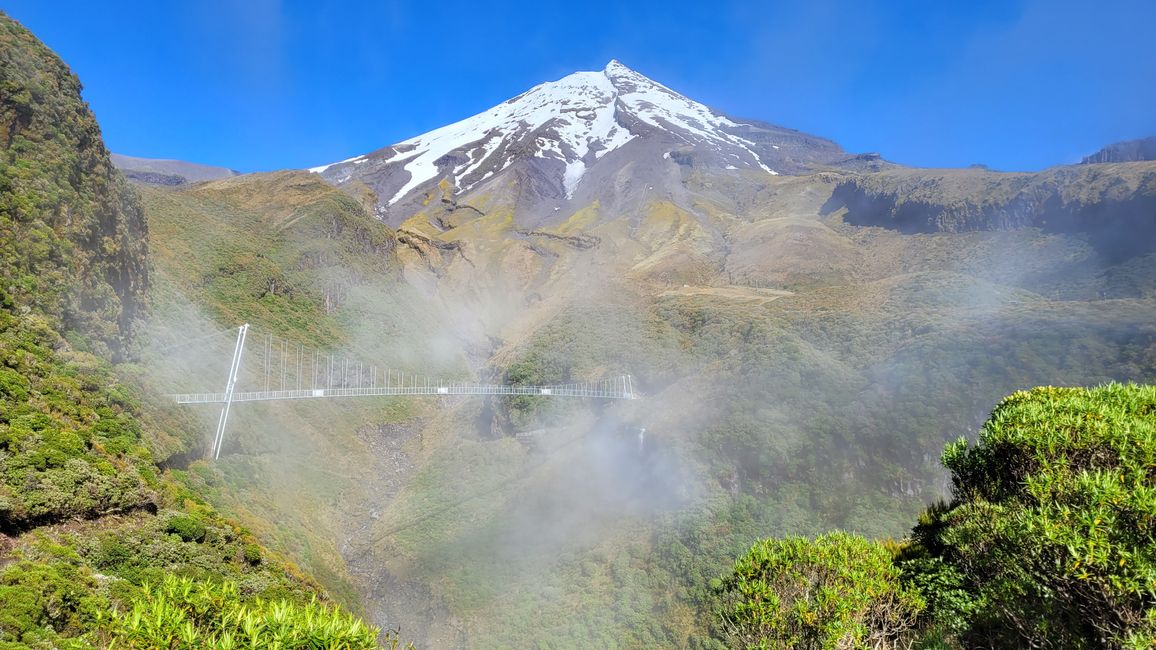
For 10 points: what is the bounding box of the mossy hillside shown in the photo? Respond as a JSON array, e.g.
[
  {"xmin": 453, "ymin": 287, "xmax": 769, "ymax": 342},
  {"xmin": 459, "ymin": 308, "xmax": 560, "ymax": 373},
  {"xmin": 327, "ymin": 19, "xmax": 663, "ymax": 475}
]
[
  {"xmin": 136, "ymin": 170, "xmax": 473, "ymax": 394},
  {"xmin": 0, "ymin": 13, "xmax": 392, "ymax": 647},
  {"xmin": 0, "ymin": 300, "xmax": 155, "ymax": 532},
  {"xmin": 139, "ymin": 174, "xmax": 388, "ymax": 346},
  {"xmin": 0, "ymin": 14, "xmax": 148, "ymax": 360},
  {"xmin": 139, "ymin": 176, "xmax": 470, "ymax": 372},
  {"xmin": 0, "ymin": 293, "xmax": 378, "ymax": 646}
]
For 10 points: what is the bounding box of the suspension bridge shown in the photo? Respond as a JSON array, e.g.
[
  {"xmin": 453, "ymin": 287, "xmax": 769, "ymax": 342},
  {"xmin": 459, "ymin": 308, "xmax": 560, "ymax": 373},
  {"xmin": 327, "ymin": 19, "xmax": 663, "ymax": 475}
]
[{"xmin": 163, "ymin": 324, "xmax": 636, "ymax": 459}]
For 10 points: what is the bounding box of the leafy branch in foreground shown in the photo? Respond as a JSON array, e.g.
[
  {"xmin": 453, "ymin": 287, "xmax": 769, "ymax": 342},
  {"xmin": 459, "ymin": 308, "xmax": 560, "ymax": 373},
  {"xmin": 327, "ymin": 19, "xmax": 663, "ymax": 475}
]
[
  {"xmin": 912, "ymin": 383, "xmax": 1156, "ymax": 649},
  {"xmin": 713, "ymin": 383, "xmax": 1156, "ymax": 649},
  {"xmin": 102, "ymin": 574, "xmax": 410, "ymax": 649}
]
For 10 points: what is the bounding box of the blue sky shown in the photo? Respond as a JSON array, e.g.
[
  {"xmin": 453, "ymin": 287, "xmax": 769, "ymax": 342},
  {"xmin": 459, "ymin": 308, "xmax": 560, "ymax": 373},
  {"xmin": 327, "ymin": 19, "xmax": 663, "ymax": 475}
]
[{"xmin": 5, "ymin": 0, "xmax": 1154, "ymax": 172}]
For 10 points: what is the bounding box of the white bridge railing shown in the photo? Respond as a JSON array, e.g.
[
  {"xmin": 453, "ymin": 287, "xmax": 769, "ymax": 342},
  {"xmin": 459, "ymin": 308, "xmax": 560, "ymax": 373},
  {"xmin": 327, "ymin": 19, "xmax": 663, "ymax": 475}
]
[
  {"xmin": 172, "ymin": 379, "xmax": 636, "ymax": 404},
  {"xmin": 166, "ymin": 323, "xmax": 636, "ymax": 459}
]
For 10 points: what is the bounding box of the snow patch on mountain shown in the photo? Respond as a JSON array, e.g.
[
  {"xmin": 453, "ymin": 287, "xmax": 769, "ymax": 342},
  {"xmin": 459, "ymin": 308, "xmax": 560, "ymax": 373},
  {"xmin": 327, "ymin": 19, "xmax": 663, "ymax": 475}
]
[
  {"xmin": 371, "ymin": 68, "xmax": 637, "ymax": 204},
  {"xmin": 604, "ymin": 61, "xmax": 777, "ymax": 175},
  {"xmin": 308, "ymin": 153, "xmax": 367, "ymax": 174}
]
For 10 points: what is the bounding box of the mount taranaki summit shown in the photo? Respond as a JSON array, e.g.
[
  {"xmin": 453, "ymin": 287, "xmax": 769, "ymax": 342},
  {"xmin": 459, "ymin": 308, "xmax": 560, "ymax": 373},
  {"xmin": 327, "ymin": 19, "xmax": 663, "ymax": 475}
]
[{"xmin": 310, "ymin": 60, "xmax": 888, "ymax": 225}]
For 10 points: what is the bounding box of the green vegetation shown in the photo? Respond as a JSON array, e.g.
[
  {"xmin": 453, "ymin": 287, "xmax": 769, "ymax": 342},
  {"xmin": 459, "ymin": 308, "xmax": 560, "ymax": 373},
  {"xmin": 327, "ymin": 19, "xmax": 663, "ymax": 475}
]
[
  {"xmin": 138, "ymin": 173, "xmax": 394, "ymax": 346},
  {"xmin": 715, "ymin": 532, "xmax": 924, "ymax": 649},
  {"xmin": 0, "ymin": 546, "xmax": 104, "ymax": 648},
  {"xmin": 714, "ymin": 383, "xmax": 1156, "ymax": 649},
  {"xmin": 0, "ymin": 299, "xmax": 157, "ymax": 531},
  {"xmin": 0, "ymin": 294, "xmax": 374, "ymax": 644},
  {"xmin": 909, "ymin": 383, "xmax": 1156, "ymax": 648},
  {"xmin": 1, "ymin": 550, "xmax": 402, "ymax": 648},
  {"xmin": 0, "ymin": 11, "xmax": 390, "ymax": 648},
  {"xmin": 0, "ymin": 13, "xmax": 148, "ymax": 360},
  {"xmin": 103, "ymin": 575, "xmax": 400, "ymax": 649}
]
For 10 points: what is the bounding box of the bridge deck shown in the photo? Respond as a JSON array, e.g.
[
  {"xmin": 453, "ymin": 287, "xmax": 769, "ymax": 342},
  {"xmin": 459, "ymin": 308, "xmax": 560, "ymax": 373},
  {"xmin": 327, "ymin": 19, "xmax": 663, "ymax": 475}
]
[{"xmin": 172, "ymin": 382, "xmax": 635, "ymax": 404}]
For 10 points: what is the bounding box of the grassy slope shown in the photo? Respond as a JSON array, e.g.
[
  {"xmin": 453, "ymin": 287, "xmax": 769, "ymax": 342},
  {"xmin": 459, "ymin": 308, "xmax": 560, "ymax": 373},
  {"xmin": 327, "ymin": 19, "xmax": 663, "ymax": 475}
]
[
  {"xmin": 130, "ymin": 163, "xmax": 1156, "ymax": 647},
  {"xmin": 423, "ymin": 175, "xmax": 1156, "ymax": 646},
  {"xmin": 247, "ymin": 171, "xmax": 1150, "ymax": 646},
  {"xmin": 134, "ymin": 172, "xmax": 478, "ymax": 622}
]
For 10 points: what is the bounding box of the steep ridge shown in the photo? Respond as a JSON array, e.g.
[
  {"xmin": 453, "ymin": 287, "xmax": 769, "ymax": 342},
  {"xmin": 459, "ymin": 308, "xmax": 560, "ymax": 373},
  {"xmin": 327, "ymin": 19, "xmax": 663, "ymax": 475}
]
[{"xmin": 1, "ymin": 16, "xmax": 148, "ymax": 359}]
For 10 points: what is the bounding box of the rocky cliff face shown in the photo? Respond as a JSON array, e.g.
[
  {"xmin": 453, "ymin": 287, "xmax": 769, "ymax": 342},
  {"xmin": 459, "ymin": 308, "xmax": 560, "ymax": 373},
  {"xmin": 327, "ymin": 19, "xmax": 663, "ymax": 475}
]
[
  {"xmin": 824, "ymin": 163, "xmax": 1156, "ymax": 262},
  {"xmin": 1081, "ymin": 136, "xmax": 1156, "ymax": 164},
  {"xmin": 0, "ymin": 12, "xmax": 149, "ymax": 358}
]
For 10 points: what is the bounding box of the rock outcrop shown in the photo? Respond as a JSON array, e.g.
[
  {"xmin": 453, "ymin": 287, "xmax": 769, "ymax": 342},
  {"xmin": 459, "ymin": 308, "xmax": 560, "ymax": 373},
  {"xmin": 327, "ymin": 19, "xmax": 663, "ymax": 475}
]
[
  {"xmin": 1081, "ymin": 136, "xmax": 1156, "ymax": 164},
  {"xmin": 824, "ymin": 163, "xmax": 1156, "ymax": 261}
]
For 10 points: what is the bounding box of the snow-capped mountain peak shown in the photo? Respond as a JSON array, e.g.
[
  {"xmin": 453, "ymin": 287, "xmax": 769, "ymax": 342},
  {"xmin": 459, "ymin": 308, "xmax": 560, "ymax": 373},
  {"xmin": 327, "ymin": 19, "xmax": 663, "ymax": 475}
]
[{"xmin": 310, "ymin": 61, "xmax": 846, "ymax": 217}]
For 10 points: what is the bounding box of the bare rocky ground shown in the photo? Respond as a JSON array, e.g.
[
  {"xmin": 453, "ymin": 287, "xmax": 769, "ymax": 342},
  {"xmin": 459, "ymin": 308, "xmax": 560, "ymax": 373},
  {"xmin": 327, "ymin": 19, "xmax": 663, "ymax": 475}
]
[{"xmin": 334, "ymin": 419, "xmax": 452, "ymax": 648}]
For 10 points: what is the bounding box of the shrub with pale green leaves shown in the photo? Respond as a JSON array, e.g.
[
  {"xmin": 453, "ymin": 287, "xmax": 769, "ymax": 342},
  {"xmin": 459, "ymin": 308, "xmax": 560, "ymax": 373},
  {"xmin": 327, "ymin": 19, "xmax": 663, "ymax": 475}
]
[
  {"xmin": 164, "ymin": 514, "xmax": 207, "ymax": 543},
  {"xmin": 713, "ymin": 531, "xmax": 924, "ymax": 649}
]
